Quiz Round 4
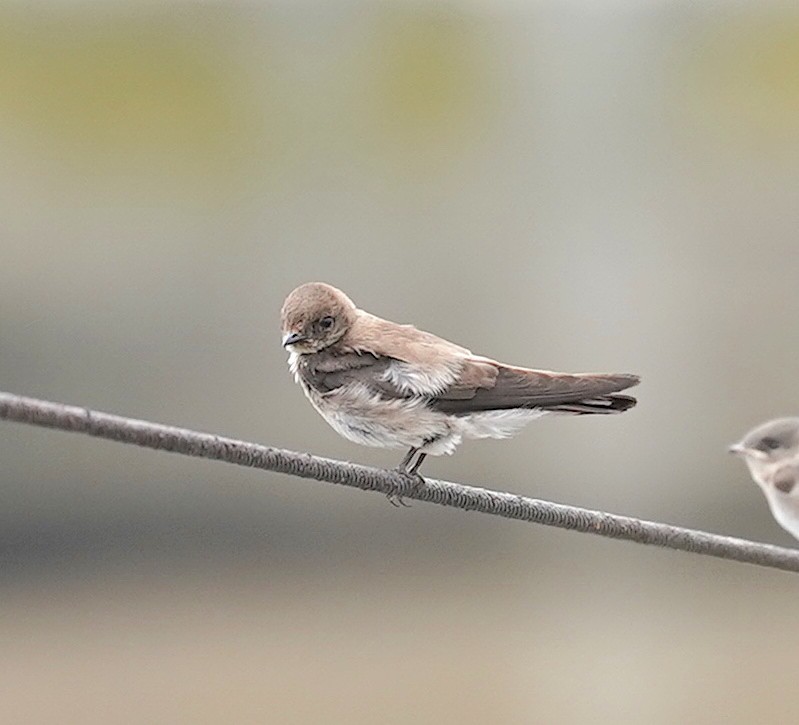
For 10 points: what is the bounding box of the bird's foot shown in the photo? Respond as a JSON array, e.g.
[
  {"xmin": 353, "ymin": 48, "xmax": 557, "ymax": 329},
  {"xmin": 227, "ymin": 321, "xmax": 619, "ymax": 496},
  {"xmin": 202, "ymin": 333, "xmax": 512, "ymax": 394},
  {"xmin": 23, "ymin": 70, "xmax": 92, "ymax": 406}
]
[
  {"xmin": 387, "ymin": 468, "xmax": 425, "ymax": 507},
  {"xmin": 387, "ymin": 448, "xmax": 427, "ymax": 506},
  {"xmin": 386, "ymin": 491, "xmax": 412, "ymax": 507}
]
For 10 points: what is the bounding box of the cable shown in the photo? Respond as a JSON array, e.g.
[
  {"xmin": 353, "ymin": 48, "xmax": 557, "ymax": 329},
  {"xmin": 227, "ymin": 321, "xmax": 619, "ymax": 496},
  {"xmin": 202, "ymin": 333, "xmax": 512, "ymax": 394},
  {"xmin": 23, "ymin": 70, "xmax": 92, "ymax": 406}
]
[{"xmin": 1, "ymin": 390, "xmax": 797, "ymax": 573}]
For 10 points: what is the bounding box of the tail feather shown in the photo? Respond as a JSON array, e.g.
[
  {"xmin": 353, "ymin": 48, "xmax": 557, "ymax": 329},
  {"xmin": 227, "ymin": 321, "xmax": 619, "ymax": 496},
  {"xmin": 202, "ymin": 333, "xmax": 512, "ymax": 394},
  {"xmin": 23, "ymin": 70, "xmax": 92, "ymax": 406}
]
[
  {"xmin": 432, "ymin": 363, "xmax": 640, "ymax": 415},
  {"xmin": 547, "ymin": 394, "xmax": 637, "ymax": 415}
]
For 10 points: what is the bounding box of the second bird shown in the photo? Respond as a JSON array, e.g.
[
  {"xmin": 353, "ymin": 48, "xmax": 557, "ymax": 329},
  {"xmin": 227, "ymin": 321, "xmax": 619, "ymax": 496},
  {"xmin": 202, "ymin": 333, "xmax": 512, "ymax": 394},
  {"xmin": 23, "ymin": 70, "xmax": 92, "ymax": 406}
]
[
  {"xmin": 730, "ymin": 418, "xmax": 799, "ymax": 541},
  {"xmin": 281, "ymin": 282, "xmax": 640, "ymax": 476}
]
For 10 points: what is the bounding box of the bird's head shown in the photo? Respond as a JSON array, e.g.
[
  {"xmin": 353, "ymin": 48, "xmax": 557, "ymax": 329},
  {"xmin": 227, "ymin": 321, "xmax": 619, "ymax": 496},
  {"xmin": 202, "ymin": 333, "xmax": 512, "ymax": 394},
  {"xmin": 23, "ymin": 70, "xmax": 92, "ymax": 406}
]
[
  {"xmin": 280, "ymin": 282, "xmax": 357, "ymax": 354},
  {"xmin": 729, "ymin": 418, "xmax": 799, "ymax": 480}
]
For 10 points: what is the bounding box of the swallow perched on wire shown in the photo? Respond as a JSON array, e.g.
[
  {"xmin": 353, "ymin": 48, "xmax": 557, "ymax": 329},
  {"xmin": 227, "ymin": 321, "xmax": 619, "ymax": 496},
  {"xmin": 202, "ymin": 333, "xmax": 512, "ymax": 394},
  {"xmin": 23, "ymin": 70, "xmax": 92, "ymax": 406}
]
[
  {"xmin": 281, "ymin": 282, "xmax": 639, "ymax": 484},
  {"xmin": 730, "ymin": 418, "xmax": 799, "ymax": 541}
]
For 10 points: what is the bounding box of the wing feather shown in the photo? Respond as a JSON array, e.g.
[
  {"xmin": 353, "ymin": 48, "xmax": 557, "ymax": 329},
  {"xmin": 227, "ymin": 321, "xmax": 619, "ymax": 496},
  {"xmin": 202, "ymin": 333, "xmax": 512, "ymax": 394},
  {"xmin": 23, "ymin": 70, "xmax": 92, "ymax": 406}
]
[
  {"xmin": 430, "ymin": 360, "xmax": 639, "ymax": 414},
  {"xmin": 298, "ymin": 350, "xmax": 406, "ymax": 399},
  {"xmin": 298, "ymin": 349, "xmax": 639, "ymax": 417}
]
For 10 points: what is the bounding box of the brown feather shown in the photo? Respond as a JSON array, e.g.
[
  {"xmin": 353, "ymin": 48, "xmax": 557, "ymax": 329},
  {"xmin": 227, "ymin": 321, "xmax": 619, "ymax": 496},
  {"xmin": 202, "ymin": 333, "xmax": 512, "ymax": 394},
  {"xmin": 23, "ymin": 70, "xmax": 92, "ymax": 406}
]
[
  {"xmin": 296, "ymin": 347, "xmax": 638, "ymax": 416},
  {"xmin": 297, "ymin": 350, "xmax": 395, "ymax": 396},
  {"xmin": 430, "ymin": 361, "xmax": 639, "ymax": 414},
  {"xmin": 343, "ymin": 312, "xmax": 470, "ymax": 368}
]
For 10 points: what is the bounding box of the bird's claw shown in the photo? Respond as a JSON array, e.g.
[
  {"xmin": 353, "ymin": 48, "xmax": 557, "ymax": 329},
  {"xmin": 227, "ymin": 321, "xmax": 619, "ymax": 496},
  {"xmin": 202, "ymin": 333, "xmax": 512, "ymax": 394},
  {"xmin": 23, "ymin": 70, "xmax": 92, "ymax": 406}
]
[
  {"xmin": 386, "ymin": 469, "xmax": 425, "ymax": 507},
  {"xmin": 386, "ymin": 492, "xmax": 411, "ymax": 507}
]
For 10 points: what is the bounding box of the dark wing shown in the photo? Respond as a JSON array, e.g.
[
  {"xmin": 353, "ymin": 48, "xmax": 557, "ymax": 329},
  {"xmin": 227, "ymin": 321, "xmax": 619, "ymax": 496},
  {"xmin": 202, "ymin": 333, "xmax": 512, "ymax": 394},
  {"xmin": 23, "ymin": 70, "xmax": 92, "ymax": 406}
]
[
  {"xmin": 299, "ymin": 351, "xmax": 639, "ymax": 416},
  {"xmin": 430, "ymin": 360, "xmax": 639, "ymax": 415},
  {"xmin": 299, "ymin": 350, "xmax": 407, "ymax": 399}
]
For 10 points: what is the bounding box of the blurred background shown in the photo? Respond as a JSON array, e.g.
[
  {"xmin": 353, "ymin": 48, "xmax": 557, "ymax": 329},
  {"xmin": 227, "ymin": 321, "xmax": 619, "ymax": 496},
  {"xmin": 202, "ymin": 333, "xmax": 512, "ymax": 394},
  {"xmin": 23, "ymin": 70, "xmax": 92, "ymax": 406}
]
[{"xmin": 2, "ymin": 0, "xmax": 799, "ymax": 722}]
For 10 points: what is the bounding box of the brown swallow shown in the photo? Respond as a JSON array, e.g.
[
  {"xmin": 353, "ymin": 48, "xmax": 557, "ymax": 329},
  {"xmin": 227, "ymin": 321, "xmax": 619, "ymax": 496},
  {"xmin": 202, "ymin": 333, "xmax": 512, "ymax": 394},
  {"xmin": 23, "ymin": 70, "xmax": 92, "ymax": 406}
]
[{"xmin": 281, "ymin": 282, "xmax": 639, "ymax": 483}]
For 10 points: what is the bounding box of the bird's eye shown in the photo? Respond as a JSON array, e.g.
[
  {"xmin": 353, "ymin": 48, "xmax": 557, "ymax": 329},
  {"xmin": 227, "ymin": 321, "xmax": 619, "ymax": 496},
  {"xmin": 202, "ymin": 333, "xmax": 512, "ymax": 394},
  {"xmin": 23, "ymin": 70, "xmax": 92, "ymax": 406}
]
[
  {"xmin": 319, "ymin": 316, "xmax": 335, "ymax": 330},
  {"xmin": 762, "ymin": 437, "xmax": 781, "ymax": 451}
]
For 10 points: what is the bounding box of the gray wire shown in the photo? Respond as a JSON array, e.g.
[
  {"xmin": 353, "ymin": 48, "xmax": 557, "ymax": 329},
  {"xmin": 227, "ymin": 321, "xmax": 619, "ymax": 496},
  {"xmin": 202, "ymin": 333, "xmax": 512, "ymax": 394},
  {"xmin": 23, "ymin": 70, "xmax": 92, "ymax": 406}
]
[{"xmin": 1, "ymin": 390, "xmax": 798, "ymax": 573}]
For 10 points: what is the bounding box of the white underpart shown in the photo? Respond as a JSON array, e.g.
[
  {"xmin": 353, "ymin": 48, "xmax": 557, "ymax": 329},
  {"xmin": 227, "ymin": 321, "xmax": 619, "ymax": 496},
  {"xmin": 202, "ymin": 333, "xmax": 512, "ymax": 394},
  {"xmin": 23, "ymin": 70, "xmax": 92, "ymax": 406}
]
[
  {"xmin": 745, "ymin": 458, "xmax": 799, "ymax": 540},
  {"xmin": 308, "ymin": 381, "xmax": 455, "ymax": 452},
  {"xmin": 316, "ymin": 385, "xmax": 547, "ymax": 457},
  {"xmin": 455, "ymin": 408, "xmax": 548, "ymax": 442},
  {"xmin": 762, "ymin": 488, "xmax": 799, "ymax": 540},
  {"xmin": 288, "ymin": 351, "xmax": 302, "ymax": 383}
]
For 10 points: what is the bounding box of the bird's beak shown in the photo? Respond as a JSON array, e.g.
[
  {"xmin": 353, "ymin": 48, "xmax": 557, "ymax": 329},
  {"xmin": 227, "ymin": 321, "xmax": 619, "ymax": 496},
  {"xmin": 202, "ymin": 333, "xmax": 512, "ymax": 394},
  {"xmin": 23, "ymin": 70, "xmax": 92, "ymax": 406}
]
[
  {"xmin": 282, "ymin": 331, "xmax": 307, "ymax": 348},
  {"xmin": 728, "ymin": 443, "xmax": 767, "ymax": 460}
]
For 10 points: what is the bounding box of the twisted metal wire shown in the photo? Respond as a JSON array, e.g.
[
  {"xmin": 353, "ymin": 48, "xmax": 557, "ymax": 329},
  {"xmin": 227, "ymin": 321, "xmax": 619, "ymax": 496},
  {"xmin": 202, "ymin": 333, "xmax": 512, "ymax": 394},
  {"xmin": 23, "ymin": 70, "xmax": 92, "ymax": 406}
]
[{"xmin": 2, "ymin": 391, "xmax": 797, "ymax": 573}]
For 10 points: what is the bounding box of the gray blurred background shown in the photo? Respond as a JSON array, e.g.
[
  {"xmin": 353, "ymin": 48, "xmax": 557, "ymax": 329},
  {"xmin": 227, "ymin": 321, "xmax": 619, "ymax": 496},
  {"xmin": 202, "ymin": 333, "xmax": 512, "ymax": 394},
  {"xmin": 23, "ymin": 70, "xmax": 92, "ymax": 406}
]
[{"xmin": 2, "ymin": 1, "xmax": 799, "ymax": 722}]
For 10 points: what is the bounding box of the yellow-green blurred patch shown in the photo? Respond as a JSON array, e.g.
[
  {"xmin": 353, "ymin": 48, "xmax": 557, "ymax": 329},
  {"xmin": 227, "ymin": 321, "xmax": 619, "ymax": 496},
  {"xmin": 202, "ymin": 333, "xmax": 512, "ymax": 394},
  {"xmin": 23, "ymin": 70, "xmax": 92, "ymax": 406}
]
[
  {"xmin": 0, "ymin": 7, "xmax": 286, "ymax": 186},
  {"xmin": 675, "ymin": 14, "xmax": 799, "ymax": 154},
  {"xmin": 359, "ymin": 7, "xmax": 496, "ymax": 173}
]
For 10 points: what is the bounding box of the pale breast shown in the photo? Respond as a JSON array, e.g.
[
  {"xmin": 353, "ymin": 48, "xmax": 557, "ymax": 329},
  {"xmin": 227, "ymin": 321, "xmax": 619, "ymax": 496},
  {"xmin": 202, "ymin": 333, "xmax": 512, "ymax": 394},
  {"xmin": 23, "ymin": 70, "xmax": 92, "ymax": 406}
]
[
  {"xmin": 456, "ymin": 408, "xmax": 548, "ymax": 441},
  {"xmin": 308, "ymin": 382, "xmax": 456, "ymax": 451},
  {"xmin": 765, "ymin": 491, "xmax": 799, "ymax": 540}
]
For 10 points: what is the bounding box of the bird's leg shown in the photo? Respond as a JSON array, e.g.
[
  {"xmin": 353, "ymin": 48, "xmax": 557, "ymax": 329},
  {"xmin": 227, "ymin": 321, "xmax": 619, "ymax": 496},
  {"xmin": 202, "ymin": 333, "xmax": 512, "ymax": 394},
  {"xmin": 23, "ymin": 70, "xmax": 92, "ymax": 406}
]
[
  {"xmin": 388, "ymin": 447, "xmax": 422, "ymax": 507},
  {"xmin": 387, "ymin": 448, "xmax": 428, "ymax": 506},
  {"xmin": 396, "ymin": 447, "xmax": 418, "ymax": 473},
  {"xmin": 408, "ymin": 452, "xmax": 427, "ymax": 476}
]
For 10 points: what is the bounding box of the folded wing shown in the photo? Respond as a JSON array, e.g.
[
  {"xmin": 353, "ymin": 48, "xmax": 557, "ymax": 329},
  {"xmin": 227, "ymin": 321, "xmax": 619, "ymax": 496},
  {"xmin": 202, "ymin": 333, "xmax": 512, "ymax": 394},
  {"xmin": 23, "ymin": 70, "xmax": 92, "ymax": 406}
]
[
  {"xmin": 429, "ymin": 360, "xmax": 639, "ymax": 415},
  {"xmin": 300, "ymin": 350, "xmax": 638, "ymax": 416}
]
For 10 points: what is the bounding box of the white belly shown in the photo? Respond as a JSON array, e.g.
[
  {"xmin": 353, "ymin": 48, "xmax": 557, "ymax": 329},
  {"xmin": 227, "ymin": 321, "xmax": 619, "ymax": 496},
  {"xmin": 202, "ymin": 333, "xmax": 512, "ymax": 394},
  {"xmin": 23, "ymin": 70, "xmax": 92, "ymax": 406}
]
[
  {"xmin": 765, "ymin": 492, "xmax": 799, "ymax": 540},
  {"xmin": 300, "ymin": 379, "xmax": 545, "ymax": 456}
]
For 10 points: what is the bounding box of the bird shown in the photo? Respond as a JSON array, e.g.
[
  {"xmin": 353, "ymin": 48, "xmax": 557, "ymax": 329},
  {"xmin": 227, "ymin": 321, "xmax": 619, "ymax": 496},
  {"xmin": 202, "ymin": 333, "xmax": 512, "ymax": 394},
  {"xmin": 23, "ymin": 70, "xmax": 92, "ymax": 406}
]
[
  {"xmin": 730, "ymin": 418, "xmax": 799, "ymax": 541},
  {"xmin": 280, "ymin": 282, "xmax": 640, "ymax": 486}
]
